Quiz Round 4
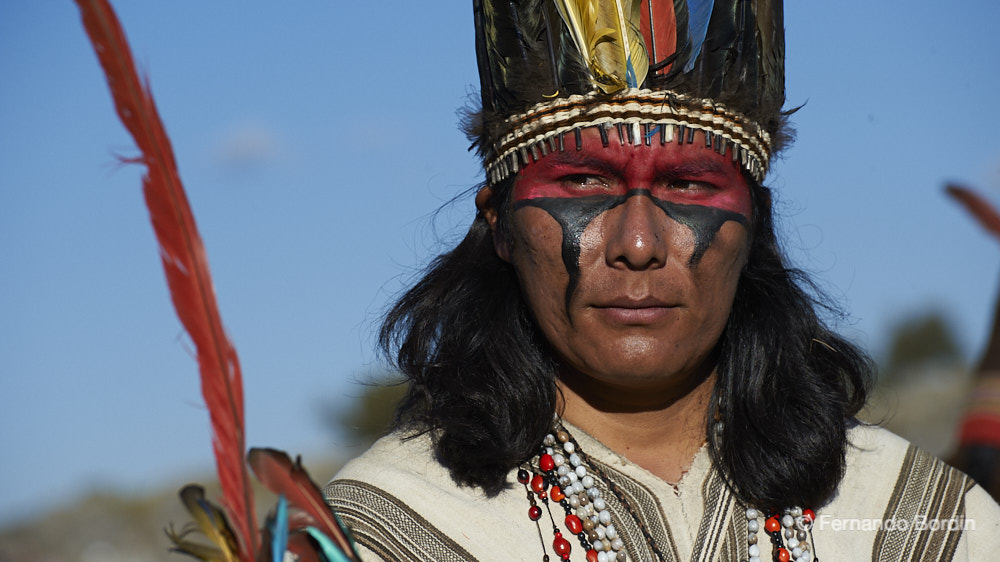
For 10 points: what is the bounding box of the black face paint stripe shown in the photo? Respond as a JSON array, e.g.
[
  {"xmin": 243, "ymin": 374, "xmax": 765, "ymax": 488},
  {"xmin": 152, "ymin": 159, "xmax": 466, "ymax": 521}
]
[{"xmin": 513, "ymin": 189, "xmax": 748, "ymax": 313}]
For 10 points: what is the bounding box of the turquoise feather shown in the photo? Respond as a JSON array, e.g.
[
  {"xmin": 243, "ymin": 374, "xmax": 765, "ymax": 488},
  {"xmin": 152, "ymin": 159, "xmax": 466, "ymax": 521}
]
[
  {"xmin": 304, "ymin": 527, "xmax": 356, "ymax": 562},
  {"xmin": 269, "ymin": 495, "xmax": 289, "ymax": 562}
]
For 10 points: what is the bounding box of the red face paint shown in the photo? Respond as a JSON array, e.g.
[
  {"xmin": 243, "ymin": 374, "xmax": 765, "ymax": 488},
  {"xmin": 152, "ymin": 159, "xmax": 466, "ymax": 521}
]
[{"xmin": 514, "ymin": 127, "xmax": 751, "ymax": 218}]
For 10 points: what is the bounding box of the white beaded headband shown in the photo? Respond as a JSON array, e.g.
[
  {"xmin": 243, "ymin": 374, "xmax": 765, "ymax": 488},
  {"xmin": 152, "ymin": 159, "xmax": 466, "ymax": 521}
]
[{"xmin": 484, "ymin": 89, "xmax": 772, "ymax": 185}]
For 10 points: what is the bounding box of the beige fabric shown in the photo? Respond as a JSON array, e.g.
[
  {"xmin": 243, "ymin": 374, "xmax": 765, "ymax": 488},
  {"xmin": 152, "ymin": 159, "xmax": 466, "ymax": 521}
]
[{"xmin": 325, "ymin": 424, "xmax": 1000, "ymax": 561}]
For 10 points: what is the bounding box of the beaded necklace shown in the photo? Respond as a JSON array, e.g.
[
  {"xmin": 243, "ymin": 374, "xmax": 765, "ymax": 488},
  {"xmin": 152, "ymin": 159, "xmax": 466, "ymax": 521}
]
[{"xmin": 519, "ymin": 424, "xmax": 820, "ymax": 562}]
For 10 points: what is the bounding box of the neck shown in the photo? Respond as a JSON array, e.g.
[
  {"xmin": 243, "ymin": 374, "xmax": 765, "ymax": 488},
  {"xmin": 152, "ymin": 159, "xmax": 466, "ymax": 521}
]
[{"xmin": 556, "ymin": 370, "xmax": 715, "ymax": 484}]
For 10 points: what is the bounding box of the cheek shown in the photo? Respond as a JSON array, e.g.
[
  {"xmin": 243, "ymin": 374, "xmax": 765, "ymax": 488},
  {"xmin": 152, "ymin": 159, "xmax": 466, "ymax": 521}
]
[
  {"xmin": 693, "ymin": 223, "xmax": 749, "ymax": 294},
  {"xmin": 509, "ymin": 211, "xmax": 570, "ymax": 300}
]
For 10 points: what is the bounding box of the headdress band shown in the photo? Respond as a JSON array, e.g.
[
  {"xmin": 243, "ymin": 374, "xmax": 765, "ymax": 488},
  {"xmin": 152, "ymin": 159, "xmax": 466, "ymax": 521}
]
[{"xmin": 485, "ymin": 88, "xmax": 771, "ymax": 185}]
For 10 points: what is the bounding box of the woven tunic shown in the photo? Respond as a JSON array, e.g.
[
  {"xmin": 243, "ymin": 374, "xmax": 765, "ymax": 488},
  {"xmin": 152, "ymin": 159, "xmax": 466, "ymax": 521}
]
[{"xmin": 324, "ymin": 424, "xmax": 1000, "ymax": 561}]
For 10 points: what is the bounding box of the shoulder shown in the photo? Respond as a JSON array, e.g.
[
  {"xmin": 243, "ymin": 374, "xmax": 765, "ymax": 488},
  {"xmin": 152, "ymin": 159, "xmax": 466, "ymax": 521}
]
[
  {"xmin": 814, "ymin": 424, "xmax": 1000, "ymax": 561},
  {"xmin": 323, "ymin": 431, "xmax": 531, "ymax": 562},
  {"xmin": 323, "ymin": 431, "xmax": 474, "ymax": 561}
]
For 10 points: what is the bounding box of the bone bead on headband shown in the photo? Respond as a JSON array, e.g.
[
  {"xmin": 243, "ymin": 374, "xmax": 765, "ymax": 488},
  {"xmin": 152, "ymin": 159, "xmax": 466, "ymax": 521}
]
[{"xmin": 467, "ymin": 0, "xmax": 789, "ymax": 185}]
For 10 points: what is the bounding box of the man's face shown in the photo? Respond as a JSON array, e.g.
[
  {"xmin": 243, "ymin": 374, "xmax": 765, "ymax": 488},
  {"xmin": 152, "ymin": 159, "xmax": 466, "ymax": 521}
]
[{"xmin": 487, "ymin": 127, "xmax": 751, "ymax": 399}]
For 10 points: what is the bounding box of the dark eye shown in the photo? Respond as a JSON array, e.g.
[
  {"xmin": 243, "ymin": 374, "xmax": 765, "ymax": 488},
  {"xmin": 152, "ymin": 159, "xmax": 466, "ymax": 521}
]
[
  {"xmin": 669, "ymin": 180, "xmax": 714, "ymax": 192},
  {"xmin": 561, "ymin": 174, "xmax": 611, "ymax": 192}
]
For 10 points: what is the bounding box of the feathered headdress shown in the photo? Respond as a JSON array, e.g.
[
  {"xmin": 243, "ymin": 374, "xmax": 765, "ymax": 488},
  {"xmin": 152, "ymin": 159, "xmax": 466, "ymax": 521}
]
[{"xmin": 468, "ymin": 0, "xmax": 787, "ymax": 185}]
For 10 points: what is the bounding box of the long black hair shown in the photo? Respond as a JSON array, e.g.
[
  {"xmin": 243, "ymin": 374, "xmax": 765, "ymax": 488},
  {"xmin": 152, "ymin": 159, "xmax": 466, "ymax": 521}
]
[{"xmin": 379, "ymin": 173, "xmax": 873, "ymax": 508}]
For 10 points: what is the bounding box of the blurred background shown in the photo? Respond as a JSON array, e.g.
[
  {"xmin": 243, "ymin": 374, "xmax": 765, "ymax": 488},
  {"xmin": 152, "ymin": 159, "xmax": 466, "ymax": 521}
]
[{"xmin": 1, "ymin": 1, "xmax": 998, "ymax": 560}]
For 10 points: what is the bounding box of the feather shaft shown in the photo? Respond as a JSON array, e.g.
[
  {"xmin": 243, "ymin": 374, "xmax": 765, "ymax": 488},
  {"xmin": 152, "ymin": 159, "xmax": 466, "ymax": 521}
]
[{"xmin": 74, "ymin": 1, "xmax": 258, "ymax": 557}]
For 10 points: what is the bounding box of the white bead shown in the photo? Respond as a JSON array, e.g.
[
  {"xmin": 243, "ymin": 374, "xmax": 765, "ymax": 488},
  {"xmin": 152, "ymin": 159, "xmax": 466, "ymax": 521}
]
[
  {"xmin": 576, "ymin": 507, "xmax": 589, "ymax": 519},
  {"xmin": 605, "ymin": 524, "xmax": 617, "ymax": 539},
  {"xmin": 597, "ymin": 552, "xmax": 609, "ymax": 562},
  {"xmin": 748, "ymin": 544, "xmax": 760, "ymax": 557},
  {"xmin": 594, "ymin": 498, "xmax": 607, "ymax": 511},
  {"xmin": 800, "ymin": 551, "xmax": 812, "ymax": 562},
  {"xmin": 592, "ymin": 540, "xmax": 604, "ymax": 551},
  {"xmin": 792, "ymin": 547, "xmax": 803, "ymax": 558},
  {"xmin": 746, "ymin": 508, "xmax": 759, "ymax": 519},
  {"xmin": 782, "ymin": 515, "xmax": 794, "ymax": 528},
  {"xmin": 546, "ymin": 446, "xmax": 554, "ymax": 456},
  {"xmin": 575, "ymin": 465, "xmax": 587, "ymax": 477},
  {"xmin": 557, "ymin": 465, "xmax": 569, "ymax": 476},
  {"xmin": 582, "ymin": 475, "xmax": 595, "ymax": 489},
  {"xmin": 553, "ymin": 454, "xmax": 565, "ymax": 467},
  {"xmin": 790, "ymin": 507, "xmax": 802, "ymax": 517},
  {"xmin": 595, "ymin": 526, "xmax": 606, "ymax": 540},
  {"xmin": 567, "ymin": 471, "xmax": 578, "ymax": 483},
  {"xmin": 569, "ymin": 496, "xmax": 580, "ymax": 508},
  {"xmin": 749, "ymin": 557, "xmax": 761, "ymax": 562},
  {"xmin": 599, "ymin": 510, "xmax": 612, "ymax": 525},
  {"xmin": 569, "ymin": 453, "xmax": 582, "ymax": 467},
  {"xmin": 747, "ymin": 519, "xmax": 759, "ymax": 533},
  {"xmin": 787, "ymin": 537, "xmax": 799, "ymax": 549},
  {"xmin": 610, "ymin": 537, "xmax": 623, "ymax": 551},
  {"xmin": 559, "ymin": 475, "xmax": 570, "ymax": 486},
  {"xmin": 585, "ymin": 504, "xmax": 595, "ymax": 516},
  {"xmin": 587, "ymin": 487, "xmax": 601, "ymax": 500},
  {"xmin": 573, "ymin": 481, "xmax": 585, "ymax": 495},
  {"xmin": 543, "ymin": 434, "xmax": 556, "ymax": 446},
  {"xmin": 564, "ymin": 441, "xmax": 576, "ymax": 454}
]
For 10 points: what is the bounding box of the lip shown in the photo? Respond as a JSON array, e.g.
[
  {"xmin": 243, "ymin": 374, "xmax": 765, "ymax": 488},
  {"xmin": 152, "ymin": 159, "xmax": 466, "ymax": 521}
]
[{"xmin": 591, "ymin": 297, "xmax": 678, "ymax": 324}]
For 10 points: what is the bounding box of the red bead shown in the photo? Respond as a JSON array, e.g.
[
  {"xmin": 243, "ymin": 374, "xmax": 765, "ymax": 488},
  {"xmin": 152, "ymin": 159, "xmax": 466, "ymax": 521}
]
[
  {"xmin": 586, "ymin": 549, "xmax": 599, "ymax": 562},
  {"xmin": 777, "ymin": 547, "xmax": 791, "ymax": 562},
  {"xmin": 528, "ymin": 505, "xmax": 542, "ymax": 521},
  {"xmin": 531, "ymin": 474, "xmax": 547, "ymax": 494},
  {"xmin": 540, "ymin": 453, "xmax": 555, "ymax": 472},
  {"xmin": 564, "ymin": 514, "xmax": 583, "ymax": 534},
  {"xmin": 539, "ymin": 491, "xmax": 548, "ymax": 500},
  {"xmin": 552, "ymin": 534, "xmax": 571, "ymax": 558},
  {"xmin": 550, "ymin": 485, "xmax": 565, "ymax": 502},
  {"xmin": 764, "ymin": 516, "xmax": 781, "ymax": 533},
  {"xmin": 803, "ymin": 509, "xmax": 815, "ymax": 523},
  {"xmin": 517, "ymin": 469, "xmax": 529, "ymax": 484}
]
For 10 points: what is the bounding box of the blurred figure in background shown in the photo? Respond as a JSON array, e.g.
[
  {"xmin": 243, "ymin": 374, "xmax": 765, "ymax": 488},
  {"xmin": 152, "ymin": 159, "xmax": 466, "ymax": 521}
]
[{"xmin": 949, "ymin": 185, "xmax": 1000, "ymax": 500}]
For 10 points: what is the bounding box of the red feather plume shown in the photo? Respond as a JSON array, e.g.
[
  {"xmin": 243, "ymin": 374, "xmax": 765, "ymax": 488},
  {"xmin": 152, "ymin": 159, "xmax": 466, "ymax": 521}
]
[
  {"xmin": 75, "ymin": 0, "xmax": 259, "ymax": 557},
  {"xmin": 640, "ymin": 0, "xmax": 678, "ymax": 74},
  {"xmin": 248, "ymin": 448, "xmax": 361, "ymax": 560}
]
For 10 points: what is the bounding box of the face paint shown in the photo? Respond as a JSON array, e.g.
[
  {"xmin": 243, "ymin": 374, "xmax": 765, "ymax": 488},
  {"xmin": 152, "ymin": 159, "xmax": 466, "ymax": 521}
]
[
  {"xmin": 493, "ymin": 127, "xmax": 752, "ymax": 391},
  {"xmin": 515, "ymin": 191, "xmax": 747, "ymax": 311}
]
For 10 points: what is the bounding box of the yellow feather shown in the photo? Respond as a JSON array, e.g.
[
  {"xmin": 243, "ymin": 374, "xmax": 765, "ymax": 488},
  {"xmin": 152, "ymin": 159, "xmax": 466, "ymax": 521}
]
[
  {"xmin": 168, "ymin": 485, "xmax": 241, "ymax": 562},
  {"xmin": 625, "ymin": 0, "xmax": 649, "ymax": 86},
  {"xmin": 553, "ymin": 0, "xmax": 649, "ymax": 93}
]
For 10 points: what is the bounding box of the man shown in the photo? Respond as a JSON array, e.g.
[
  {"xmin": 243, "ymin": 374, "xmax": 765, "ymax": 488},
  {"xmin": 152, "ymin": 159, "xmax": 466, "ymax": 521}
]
[{"xmin": 325, "ymin": 1, "xmax": 1000, "ymax": 560}]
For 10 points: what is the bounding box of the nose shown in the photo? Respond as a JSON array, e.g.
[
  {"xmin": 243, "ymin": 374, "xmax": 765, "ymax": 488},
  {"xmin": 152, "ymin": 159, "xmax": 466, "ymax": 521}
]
[{"xmin": 604, "ymin": 192, "xmax": 669, "ymax": 270}]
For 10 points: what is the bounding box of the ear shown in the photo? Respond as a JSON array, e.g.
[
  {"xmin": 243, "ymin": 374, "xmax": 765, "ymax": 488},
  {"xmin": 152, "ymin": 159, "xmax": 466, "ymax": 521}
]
[{"xmin": 475, "ymin": 185, "xmax": 512, "ymax": 262}]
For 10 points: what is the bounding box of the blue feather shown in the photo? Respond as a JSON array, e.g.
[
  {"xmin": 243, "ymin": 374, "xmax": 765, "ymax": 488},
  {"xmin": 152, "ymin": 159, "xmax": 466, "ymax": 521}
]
[
  {"xmin": 626, "ymin": 59, "xmax": 638, "ymax": 88},
  {"xmin": 304, "ymin": 527, "xmax": 356, "ymax": 562},
  {"xmin": 270, "ymin": 495, "xmax": 289, "ymax": 562},
  {"xmin": 683, "ymin": 0, "xmax": 714, "ymax": 72}
]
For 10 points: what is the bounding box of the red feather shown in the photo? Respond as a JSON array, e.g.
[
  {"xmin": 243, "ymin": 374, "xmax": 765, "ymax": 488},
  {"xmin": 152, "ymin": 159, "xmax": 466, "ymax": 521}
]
[
  {"xmin": 248, "ymin": 448, "xmax": 361, "ymax": 561},
  {"xmin": 946, "ymin": 184, "xmax": 1000, "ymax": 243},
  {"xmin": 641, "ymin": 0, "xmax": 678, "ymax": 74},
  {"xmin": 74, "ymin": 1, "xmax": 259, "ymax": 557}
]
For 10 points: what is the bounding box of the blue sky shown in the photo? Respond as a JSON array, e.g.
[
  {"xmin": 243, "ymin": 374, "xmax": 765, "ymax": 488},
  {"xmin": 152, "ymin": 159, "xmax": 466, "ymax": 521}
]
[{"xmin": 1, "ymin": 1, "xmax": 998, "ymax": 526}]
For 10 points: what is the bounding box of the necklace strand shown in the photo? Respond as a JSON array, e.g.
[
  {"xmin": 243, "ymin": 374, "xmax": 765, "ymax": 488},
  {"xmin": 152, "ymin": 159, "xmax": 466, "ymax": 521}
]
[{"xmin": 523, "ymin": 424, "xmax": 818, "ymax": 562}]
